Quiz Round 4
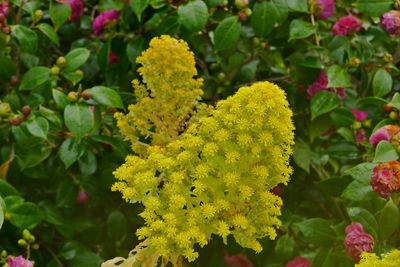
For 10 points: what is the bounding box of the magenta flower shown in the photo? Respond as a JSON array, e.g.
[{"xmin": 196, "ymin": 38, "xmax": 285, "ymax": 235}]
[
  {"xmin": 307, "ymin": 70, "xmax": 345, "ymax": 99},
  {"xmin": 355, "ymin": 129, "xmax": 366, "ymax": 143},
  {"xmin": 317, "ymin": 0, "xmax": 335, "ymax": 19},
  {"xmin": 224, "ymin": 253, "xmax": 254, "ymax": 267},
  {"xmin": 0, "ymin": 1, "xmax": 9, "ymax": 16},
  {"xmin": 332, "ymin": 15, "xmax": 362, "ymax": 36},
  {"xmin": 7, "ymin": 256, "xmax": 33, "ymax": 267},
  {"xmin": 344, "ymin": 222, "xmax": 374, "ymax": 262},
  {"xmin": 381, "ymin": 11, "xmax": 400, "ymax": 36},
  {"xmin": 369, "ymin": 125, "xmax": 400, "ymax": 147},
  {"xmin": 286, "ymin": 256, "xmax": 311, "ymax": 267},
  {"xmin": 76, "ymin": 190, "xmax": 89, "ymax": 204},
  {"xmin": 371, "ymin": 161, "xmax": 400, "ymax": 199},
  {"xmin": 351, "ymin": 109, "xmax": 367, "ymax": 121},
  {"xmin": 92, "ymin": 10, "xmax": 119, "ymax": 36},
  {"xmin": 108, "ymin": 51, "xmax": 119, "ymax": 64},
  {"xmin": 59, "ymin": 0, "xmax": 84, "ymax": 21}
]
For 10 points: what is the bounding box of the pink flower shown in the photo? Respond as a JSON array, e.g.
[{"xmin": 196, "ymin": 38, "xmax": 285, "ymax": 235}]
[
  {"xmin": 332, "ymin": 15, "xmax": 362, "ymax": 36},
  {"xmin": 0, "ymin": 1, "xmax": 9, "ymax": 16},
  {"xmin": 355, "ymin": 129, "xmax": 366, "ymax": 143},
  {"xmin": 307, "ymin": 70, "xmax": 345, "ymax": 99},
  {"xmin": 92, "ymin": 10, "xmax": 119, "ymax": 36},
  {"xmin": 351, "ymin": 109, "xmax": 367, "ymax": 121},
  {"xmin": 76, "ymin": 190, "xmax": 89, "ymax": 204},
  {"xmin": 7, "ymin": 256, "xmax": 33, "ymax": 267},
  {"xmin": 369, "ymin": 125, "xmax": 400, "ymax": 147},
  {"xmin": 381, "ymin": 11, "xmax": 400, "ymax": 36},
  {"xmin": 108, "ymin": 51, "xmax": 119, "ymax": 64},
  {"xmin": 224, "ymin": 253, "xmax": 254, "ymax": 267},
  {"xmin": 371, "ymin": 161, "xmax": 400, "ymax": 199},
  {"xmin": 344, "ymin": 222, "xmax": 374, "ymax": 262},
  {"xmin": 286, "ymin": 256, "xmax": 311, "ymax": 267},
  {"xmin": 317, "ymin": 0, "xmax": 335, "ymax": 19},
  {"xmin": 59, "ymin": 0, "xmax": 84, "ymax": 21}
]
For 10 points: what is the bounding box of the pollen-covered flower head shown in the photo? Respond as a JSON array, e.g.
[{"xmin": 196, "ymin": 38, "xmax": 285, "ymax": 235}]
[
  {"xmin": 344, "ymin": 222, "xmax": 374, "ymax": 262},
  {"xmin": 7, "ymin": 256, "xmax": 33, "ymax": 267},
  {"xmin": 114, "ymin": 35, "xmax": 204, "ymax": 154},
  {"xmin": 92, "ymin": 10, "xmax": 119, "ymax": 36},
  {"xmin": 371, "ymin": 161, "xmax": 400, "ymax": 198},
  {"xmin": 332, "ymin": 15, "xmax": 362, "ymax": 36},
  {"xmin": 369, "ymin": 125, "xmax": 400, "ymax": 147},
  {"xmin": 356, "ymin": 250, "xmax": 400, "ymax": 267},
  {"xmin": 381, "ymin": 11, "xmax": 400, "ymax": 36},
  {"xmin": 286, "ymin": 256, "xmax": 311, "ymax": 267}
]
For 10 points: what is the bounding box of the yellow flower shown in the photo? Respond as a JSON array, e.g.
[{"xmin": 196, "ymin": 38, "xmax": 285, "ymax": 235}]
[{"xmin": 357, "ymin": 250, "xmax": 400, "ymax": 267}]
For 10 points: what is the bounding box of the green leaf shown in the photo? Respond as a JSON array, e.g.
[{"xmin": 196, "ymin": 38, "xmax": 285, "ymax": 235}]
[
  {"xmin": 355, "ymin": 0, "xmax": 392, "ymax": 17},
  {"xmin": 378, "ymin": 199, "xmax": 399, "ymax": 240},
  {"xmin": 327, "ymin": 142, "xmax": 360, "ymax": 159},
  {"xmin": 289, "ymin": 19, "xmax": 315, "ymax": 41},
  {"xmin": 293, "ymin": 139, "xmax": 311, "ymax": 173},
  {"xmin": 347, "ymin": 207, "xmax": 378, "ymax": 238},
  {"xmin": 78, "ymin": 151, "xmax": 97, "ymax": 176},
  {"xmin": 19, "ymin": 66, "xmax": 51, "ymax": 91},
  {"xmin": 131, "ymin": 0, "xmax": 150, "ymax": 21},
  {"xmin": 64, "ymin": 104, "xmax": 94, "ymax": 139},
  {"xmin": 214, "ymin": 16, "xmax": 241, "ymax": 51},
  {"xmin": 86, "ymin": 86, "xmax": 124, "ymax": 109},
  {"xmin": 251, "ymin": 2, "xmax": 278, "ymax": 37},
  {"xmin": 295, "ymin": 218, "xmax": 335, "ymax": 246},
  {"xmin": 39, "ymin": 202, "xmax": 64, "ymax": 226},
  {"xmin": 345, "ymin": 163, "xmax": 377, "ymax": 181},
  {"xmin": 11, "ymin": 25, "xmax": 38, "ymax": 53},
  {"xmin": 52, "ymin": 89, "xmax": 69, "ymax": 110},
  {"xmin": 342, "ymin": 176, "xmax": 377, "ymax": 201},
  {"xmin": 126, "ymin": 39, "xmax": 146, "ymax": 65},
  {"xmin": 373, "ymin": 141, "xmax": 399, "ymax": 163},
  {"xmin": 69, "ymin": 251, "xmax": 103, "ymax": 267},
  {"xmin": 107, "ymin": 211, "xmax": 128, "ymax": 242},
  {"xmin": 9, "ymin": 202, "xmax": 44, "ymax": 229},
  {"xmin": 50, "ymin": 1, "xmax": 71, "ymax": 30},
  {"xmin": 0, "ymin": 196, "xmax": 4, "ymax": 230},
  {"xmin": 56, "ymin": 180, "xmax": 77, "ymax": 208},
  {"xmin": 62, "ymin": 71, "xmax": 84, "ymax": 85},
  {"xmin": 178, "ymin": 0, "xmax": 209, "ymax": 32},
  {"xmin": 274, "ymin": 235, "xmax": 295, "ymax": 261},
  {"xmin": 389, "ymin": 92, "xmax": 400, "ymax": 110},
  {"xmin": 26, "ymin": 117, "xmax": 49, "ymax": 139},
  {"xmin": 310, "ymin": 91, "xmax": 340, "ymax": 120},
  {"xmin": 330, "ymin": 108, "xmax": 355, "ymax": 127},
  {"xmin": 64, "ymin": 48, "xmax": 90, "ymax": 72},
  {"xmin": 39, "ymin": 105, "xmax": 63, "ymax": 128},
  {"xmin": 287, "ymin": 0, "xmax": 307, "ymax": 12},
  {"xmin": 36, "ymin": 23, "xmax": 60, "ymax": 46},
  {"xmin": 272, "ymin": 0, "xmax": 289, "ymax": 24},
  {"xmin": 0, "ymin": 56, "xmax": 17, "ymax": 80},
  {"xmin": 59, "ymin": 137, "xmax": 84, "ymax": 169},
  {"xmin": 327, "ymin": 65, "xmax": 351, "ymax": 88},
  {"xmin": 372, "ymin": 68, "xmax": 392, "ymax": 97},
  {"xmin": 0, "ymin": 180, "xmax": 20, "ymax": 197}
]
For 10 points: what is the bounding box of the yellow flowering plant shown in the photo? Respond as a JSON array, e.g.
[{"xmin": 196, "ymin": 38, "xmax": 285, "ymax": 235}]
[
  {"xmin": 356, "ymin": 250, "xmax": 400, "ymax": 267},
  {"xmin": 106, "ymin": 35, "xmax": 294, "ymax": 266}
]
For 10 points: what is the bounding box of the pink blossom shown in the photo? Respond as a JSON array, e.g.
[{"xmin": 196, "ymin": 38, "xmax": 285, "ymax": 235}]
[
  {"xmin": 76, "ymin": 190, "xmax": 89, "ymax": 204},
  {"xmin": 369, "ymin": 125, "xmax": 400, "ymax": 147},
  {"xmin": 355, "ymin": 129, "xmax": 366, "ymax": 143},
  {"xmin": 307, "ymin": 70, "xmax": 345, "ymax": 99},
  {"xmin": 108, "ymin": 51, "xmax": 119, "ymax": 64},
  {"xmin": 59, "ymin": 0, "xmax": 84, "ymax": 21},
  {"xmin": 0, "ymin": 1, "xmax": 9, "ymax": 16},
  {"xmin": 351, "ymin": 109, "xmax": 367, "ymax": 121},
  {"xmin": 92, "ymin": 10, "xmax": 119, "ymax": 36},
  {"xmin": 7, "ymin": 256, "xmax": 33, "ymax": 267},
  {"xmin": 332, "ymin": 15, "xmax": 362, "ymax": 36},
  {"xmin": 317, "ymin": 0, "xmax": 335, "ymax": 19},
  {"xmin": 344, "ymin": 222, "xmax": 374, "ymax": 262},
  {"xmin": 381, "ymin": 11, "xmax": 400, "ymax": 36},
  {"xmin": 286, "ymin": 256, "xmax": 311, "ymax": 267},
  {"xmin": 224, "ymin": 253, "xmax": 254, "ymax": 267},
  {"xmin": 371, "ymin": 161, "xmax": 400, "ymax": 199}
]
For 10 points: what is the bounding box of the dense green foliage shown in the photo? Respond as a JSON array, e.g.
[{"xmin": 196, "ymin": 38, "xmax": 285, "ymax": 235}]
[{"xmin": 0, "ymin": 0, "xmax": 400, "ymax": 266}]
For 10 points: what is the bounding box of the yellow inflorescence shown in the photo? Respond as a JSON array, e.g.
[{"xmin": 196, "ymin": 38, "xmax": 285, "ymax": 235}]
[
  {"xmin": 356, "ymin": 250, "xmax": 400, "ymax": 267},
  {"xmin": 114, "ymin": 35, "xmax": 204, "ymax": 154},
  {"xmin": 113, "ymin": 42, "xmax": 295, "ymax": 263}
]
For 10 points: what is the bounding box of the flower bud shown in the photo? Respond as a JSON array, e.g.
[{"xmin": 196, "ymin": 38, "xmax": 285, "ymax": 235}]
[
  {"xmin": 22, "ymin": 229, "xmax": 31, "ymax": 241},
  {"xmin": 82, "ymin": 91, "xmax": 91, "ymax": 100},
  {"xmin": 383, "ymin": 52, "xmax": 393, "ymax": 63},
  {"xmin": 9, "ymin": 116, "xmax": 21, "ymax": 126},
  {"xmin": 224, "ymin": 252, "xmax": 254, "ymax": 267},
  {"xmin": 10, "ymin": 75, "xmax": 19, "ymax": 86},
  {"xmin": 244, "ymin": 8, "xmax": 252, "ymax": 16},
  {"xmin": 76, "ymin": 190, "xmax": 89, "ymax": 204},
  {"xmin": 0, "ymin": 102, "xmax": 11, "ymax": 116},
  {"xmin": 1, "ymin": 250, "xmax": 7, "ymax": 258},
  {"xmin": 75, "ymin": 69, "xmax": 84, "ymax": 76},
  {"xmin": 218, "ymin": 72, "xmax": 226, "ymax": 81},
  {"xmin": 351, "ymin": 109, "xmax": 367, "ymax": 121},
  {"xmin": 352, "ymin": 121, "xmax": 362, "ymax": 130},
  {"xmin": 384, "ymin": 103, "xmax": 394, "ymax": 113},
  {"xmin": 2, "ymin": 26, "xmax": 10, "ymax": 34},
  {"xmin": 362, "ymin": 120, "xmax": 371, "ymax": 128},
  {"xmin": 33, "ymin": 9, "xmax": 43, "ymax": 21},
  {"xmin": 17, "ymin": 239, "xmax": 27, "ymax": 247},
  {"xmin": 349, "ymin": 57, "xmax": 360, "ymax": 67},
  {"xmin": 286, "ymin": 256, "xmax": 311, "ymax": 267},
  {"xmin": 389, "ymin": 111, "xmax": 398, "ymax": 120},
  {"xmin": 381, "ymin": 11, "xmax": 400, "ymax": 36},
  {"xmin": 51, "ymin": 66, "xmax": 60, "ymax": 75},
  {"xmin": 371, "ymin": 161, "xmax": 400, "ymax": 198},
  {"xmin": 68, "ymin": 92, "xmax": 79, "ymax": 102},
  {"xmin": 344, "ymin": 222, "xmax": 374, "ymax": 262},
  {"xmin": 56, "ymin": 56, "xmax": 67, "ymax": 67},
  {"xmin": 21, "ymin": 105, "xmax": 31, "ymax": 117},
  {"xmin": 234, "ymin": 0, "xmax": 249, "ymax": 9},
  {"xmin": 238, "ymin": 12, "xmax": 247, "ymax": 21}
]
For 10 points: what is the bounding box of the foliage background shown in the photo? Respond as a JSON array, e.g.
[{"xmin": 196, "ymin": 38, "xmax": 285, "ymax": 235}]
[{"xmin": 0, "ymin": 0, "xmax": 399, "ymax": 266}]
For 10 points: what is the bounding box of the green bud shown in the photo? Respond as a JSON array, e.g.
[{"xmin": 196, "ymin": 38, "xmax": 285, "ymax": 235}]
[
  {"xmin": 0, "ymin": 102, "xmax": 11, "ymax": 116},
  {"xmin": 22, "ymin": 229, "xmax": 31, "ymax": 241},
  {"xmin": 33, "ymin": 9, "xmax": 43, "ymax": 21},
  {"xmin": 218, "ymin": 72, "xmax": 226, "ymax": 81},
  {"xmin": 1, "ymin": 250, "xmax": 7, "ymax": 258},
  {"xmin": 353, "ymin": 121, "xmax": 362, "ymax": 130},
  {"xmin": 68, "ymin": 92, "xmax": 79, "ymax": 102},
  {"xmin": 51, "ymin": 66, "xmax": 60, "ymax": 76},
  {"xmin": 18, "ymin": 239, "xmax": 27, "ymax": 247},
  {"xmin": 362, "ymin": 119, "xmax": 372, "ymax": 128},
  {"xmin": 56, "ymin": 56, "xmax": 67, "ymax": 67},
  {"xmin": 389, "ymin": 111, "xmax": 398, "ymax": 120}
]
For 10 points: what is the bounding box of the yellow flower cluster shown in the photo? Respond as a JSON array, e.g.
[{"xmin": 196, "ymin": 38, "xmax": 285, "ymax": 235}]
[
  {"xmin": 356, "ymin": 250, "xmax": 400, "ymax": 267},
  {"xmin": 114, "ymin": 35, "xmax": 204, "ymax": 154}
]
